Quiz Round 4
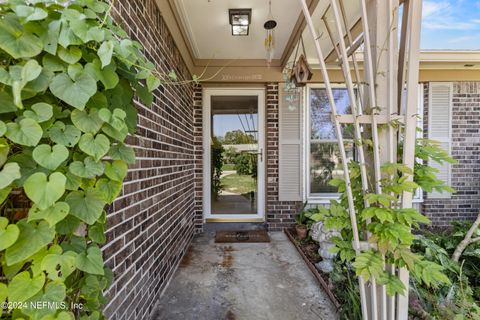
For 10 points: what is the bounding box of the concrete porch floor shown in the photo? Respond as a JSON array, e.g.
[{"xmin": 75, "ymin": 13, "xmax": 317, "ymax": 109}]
[{"xmin": 152, "ymin": 232, "xmax": 338, "ymax": 320}]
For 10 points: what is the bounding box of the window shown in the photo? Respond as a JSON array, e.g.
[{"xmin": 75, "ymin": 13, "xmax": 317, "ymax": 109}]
[{"xmin": 307, "ymin": 87, "xmax": 354, "ymax": 197}]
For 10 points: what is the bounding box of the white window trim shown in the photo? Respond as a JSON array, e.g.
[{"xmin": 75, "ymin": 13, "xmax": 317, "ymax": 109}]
[{"xmin": 303, "ymin": 84, "xmax": 424, "ymax": 204}]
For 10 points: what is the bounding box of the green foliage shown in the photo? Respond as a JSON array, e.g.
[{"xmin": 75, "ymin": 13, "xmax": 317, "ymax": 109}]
[
  {"xmin": 0, "ymin": 0, "xmax": 164, "ymax": 318},
  {"xmin": 410, "ymin": 224, "xmax": 480, "ymax": 319},
  {"xmin": 305, "ymin": 135, "xmax": 457, "ymax": 303},
  {"xmin": 223, "ymin": 130, "xmax": 253, "ymax": 145},
  {"xmin": 294, "ymin": 202, "xmax": 310, "ymax": 225},
  {"xmin": 211, "ymin": 137, "xmax": 224, "ymax": 199},
  {"xmin": 233, "ymin": 152, "xmax": 257, "ymax": 177}
]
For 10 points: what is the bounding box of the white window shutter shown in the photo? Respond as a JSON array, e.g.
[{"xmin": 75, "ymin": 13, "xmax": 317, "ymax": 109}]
[
  {"xmin": 279, "ymin": 84, "xmax": 303, "ymax": 201},
  {"xmin": 428, "ymin": 82, "xmax": 453, "ymax": 199}
]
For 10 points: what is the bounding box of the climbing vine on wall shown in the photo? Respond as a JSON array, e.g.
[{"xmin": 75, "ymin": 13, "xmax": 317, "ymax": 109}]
[{"xmin": 0, "ymin": 0, "xmax": 175, "ymax": 318}]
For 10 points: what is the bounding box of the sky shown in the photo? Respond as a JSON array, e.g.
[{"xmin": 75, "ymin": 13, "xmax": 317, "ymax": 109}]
[
  {"xmin": 421, "ymin": 0, "xmax": 480, "ymax": 49},
  {"xmin": 213, "ymin": 114, "xmax": 258, "ymax": 138}
]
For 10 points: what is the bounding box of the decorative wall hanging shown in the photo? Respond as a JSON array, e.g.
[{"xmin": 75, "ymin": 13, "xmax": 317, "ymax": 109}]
[
  {"xmin": 291, "ymin": 36, "xmax": 313, "ymax": 86},
  {"xmin": 263, "ymin": 0, "xmax": 277, "ymax": 66}
]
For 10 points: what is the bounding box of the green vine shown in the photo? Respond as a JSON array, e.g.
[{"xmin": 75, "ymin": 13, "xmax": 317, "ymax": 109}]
[
  {"xmin": 307, "ymin": 134, "xmax": 458, "ymax": 297},
  {"xmin": 0, "ymin": 0, "xmax": 188, "ymax": 318}
]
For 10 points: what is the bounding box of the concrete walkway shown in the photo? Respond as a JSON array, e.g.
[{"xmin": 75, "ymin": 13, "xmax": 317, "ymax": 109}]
[{"xmin": 152, "ymin": 232, "xmax": 338, "ymax": 320}]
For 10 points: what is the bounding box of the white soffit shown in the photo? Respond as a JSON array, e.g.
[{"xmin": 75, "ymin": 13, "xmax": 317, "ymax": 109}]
[{"xmin": 172, "ymin": 0, "xmax": 302, "ymax": 60}]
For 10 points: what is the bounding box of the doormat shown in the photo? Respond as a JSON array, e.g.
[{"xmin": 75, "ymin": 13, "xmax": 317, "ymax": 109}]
[{"xmin": 215, "ymin": 230, "xmax": 270, "ymax": 243}]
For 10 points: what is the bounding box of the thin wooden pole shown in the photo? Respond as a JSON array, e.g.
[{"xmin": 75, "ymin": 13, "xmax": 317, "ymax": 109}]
[
  {"xmin": 298, "ymin": 1, "xmax": 369, "ymax": 319},
  {"xmin": 397, "ymin": 0, "xmax": 411, "ymax": 114},
  {"xmin": 357, "ymin": 0, "xmax": 390, "ymax": 317},
  {"xmin": 398, "ymin": 1, "xmax": 423, "ymax": 319},
  {"xmin": 338, "ymin": 0, "xmax": 365, "ymax": 111},
  {"xmin": 329, "ymin": 1, "xmax": 380, "ymax": 317},
  {"xmin": 386, "ymin": 0, "xmax": 399, "ymax": 318}
]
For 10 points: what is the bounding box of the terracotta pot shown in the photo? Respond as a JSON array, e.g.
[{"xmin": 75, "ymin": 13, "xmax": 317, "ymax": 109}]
[{"xmin": 296, "ymin": 224, "xmax": 308, "ymax": 240}]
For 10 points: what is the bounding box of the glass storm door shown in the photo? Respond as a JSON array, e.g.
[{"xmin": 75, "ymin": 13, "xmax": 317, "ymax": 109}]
[{"xmin": 203, "ymin": 89, "xmax": 265, "ymax": 221}]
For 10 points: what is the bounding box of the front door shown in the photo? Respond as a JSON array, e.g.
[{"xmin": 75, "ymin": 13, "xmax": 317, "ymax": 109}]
[{"xmin": 203, "ymin": 89, "xmax": 265, "ymax": 221}]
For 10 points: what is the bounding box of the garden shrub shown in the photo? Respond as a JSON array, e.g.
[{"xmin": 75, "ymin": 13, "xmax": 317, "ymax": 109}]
[
  {"xmin": 233, "ymin": 152, "xmax": 257, "ymax": 178},
  {"xmin": 211, "ymin": 137, "xmax": 224, "ymax": 199},
  {"xmin": 410, "ymin": 224, "xmax": 480, "ymax": 319},
  {"xmin": 307, "ymin": 137, "xmax": 457, "ymax": 308},
  {"xmin": 0, "ymin": 0, "xmax": 165, "ymax": 318}
]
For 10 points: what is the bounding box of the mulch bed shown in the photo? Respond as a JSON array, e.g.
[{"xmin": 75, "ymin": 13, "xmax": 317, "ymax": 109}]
[{"xmin": 284, "ymin": 228, "xmax": 341, "ymax": 309}]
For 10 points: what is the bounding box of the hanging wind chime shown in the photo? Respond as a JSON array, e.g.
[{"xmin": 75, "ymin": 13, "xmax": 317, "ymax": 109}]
[{"xmin": 264, "ymin": 0, "xmax": 277, "ymax": 67}]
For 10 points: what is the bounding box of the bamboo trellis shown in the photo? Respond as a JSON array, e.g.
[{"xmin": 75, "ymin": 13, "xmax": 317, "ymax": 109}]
[{"xmin": 297, "ymin": 0, "xmax": 423, "ymax": 319}]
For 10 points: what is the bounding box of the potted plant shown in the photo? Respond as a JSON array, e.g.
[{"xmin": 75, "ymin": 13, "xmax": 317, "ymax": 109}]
[{"xmin": 295, "ymin": 206, "xmax": 309, "ymax": 240}]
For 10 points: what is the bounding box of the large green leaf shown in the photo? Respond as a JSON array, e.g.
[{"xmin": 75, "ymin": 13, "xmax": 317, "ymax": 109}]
[
  {"xmin": 23, "ymin": 103, "xmax": 54, "ymax": 123},
  {"xmin": 109, "ymin": 143, "xmax": 136, "ymax": 164},
  {"xmin": 104, "ymin": 160, "xmax": 128, "ymax": 182},
  {"xmin": 5, "ymin": 118, "xmax": 43, "ymax": 146},
  {"xmin": 88, "ymin": 223, "xmax": 106, "ymax": 244},
  {"xmin": 102, "ymin": 123, "xmax": 128, "ymax": 142},
  {"xmin": 0, "ymin": 14, "xmax": 43, "ymax": 59},
  {"xmin": 48, "ymin": 121, "xmax": 82, "ymax": 147},
  {"xmin": 0, "ymin": 217, "xmax": 20, "ymax": 251},
  {"xmin": 24, "ymin": 172, "xmax": 66, "ymax": 210},
  {"xmin": 98, "ymin": 108, "xmax": 127, "ymax": 131},
  {"xmin": 43, "ymin": 19, "xmax": 61, "ymax": 55},
  {"xmin": 0, "ymin": 162, "xmax": 21, "ymax": 189},
  {"xmin": 0, "ymin": 91, "xmax": 17, "ymax": 114},
  {"xmin": 0, "ymin": 138, "xmax": 9, "ymax": 167},
  {"xmin": 41, "ymin": 251, "xmax": 77, "ymax": 281},
  {"xmin": 97, "ymin": 40, "xmax": 114, "ymax": 68},
  {"xmin": 95, "ymin": 178, "xmax": 122, "ymax": 204},
  {"xmin": 57, "ymin": 46, "xmax": 82, "ymax": 64},
  {"xmin": 0, "ymin": 187, "xmax": 11, "ymax": 205},
  {"xmin": 65, "ymin": 189, "xmax": 106, "ymax": 225},
  {"xmin": 0, "ymin": 121, "xmax": 5, "ymax": 137},
  {"xmin": 65, "ymin": 171, "xmax": 82, "ymax": 190},
  {"xmin": 5, "ymin": 220, "xmax": 55, "ymax": 266},
  {"xmin": 43, "ymin": 54, "xmax": 66, "ymax": 72},
  {"xmin": 23, "ymin": 282, "xmax": 67, "ymax": 319},
  {"xmin": 33, "ymin": 144, "xmax": 69, "ymax": 170},
  {"xmin": 28, "ymin": 202, "xmax": 70, "ymax": 227},
  {"xmin": 71, "ymin": 108, "xmax": 104, "ymax": 134},
  {"xmin": 49, "ymin": 71, "xmax": 97, "ymax": 110},
  {"xmin": 0, "ymin": 283, "xmax": 6, "ymax": 304},
  {"xmin": 69, "ymin": 156, "xmax": 104, "ymax": 179},
  {"xmin": 78, "ymin": 133, "xmax": 110, "ymax": 161},
  {"xmin": 10, "ymin": 59, "xmax": 42, "ymax": 109},
  {"xmin": 85, "ymin": 59, "xmax": 119, "ymax": 90},
  {"xmin": 8, "ymin": 271, "xmax": 45, "ymax": 302},
  {"xmin": 13, "ymin": 5, "xmax": 48, "ymax": 22},
  {"xmin": 75, "ymin": 246, "xmax": 104, "ymax": 275}
]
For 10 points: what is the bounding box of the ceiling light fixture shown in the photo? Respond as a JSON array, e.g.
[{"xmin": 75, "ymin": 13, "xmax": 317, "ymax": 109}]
[{"xmin": 229, "ymin": 9, "xmax": 252, "ymax": 36}]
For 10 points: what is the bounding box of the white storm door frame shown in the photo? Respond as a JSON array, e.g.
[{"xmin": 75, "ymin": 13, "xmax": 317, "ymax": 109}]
[{"xmin": 202, "ymin": 88, "xmax": 266, "ymax": 221}]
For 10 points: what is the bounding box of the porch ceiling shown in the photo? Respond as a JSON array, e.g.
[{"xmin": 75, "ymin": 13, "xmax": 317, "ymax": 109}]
[
  {"xmin": 171, "ymin": 0, "xmax": 303, "ymax": 61},
  {"xmin": 163, "ymin": 0, "xmax": 480, "ymax": 82}
]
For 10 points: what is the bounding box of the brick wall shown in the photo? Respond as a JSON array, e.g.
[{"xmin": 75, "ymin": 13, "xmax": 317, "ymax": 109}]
[
  {"xmin": 266, "ymin": 83, "xmax": 302, "ymax": 231},
  {"xmin": 193, "ymin": 86, "xmax": 204, "ymax": 232},
  {"xmin": 422, "ymin": 82, "xmax": 480, "ymax": 226},
  {"xmin": 103, "ymin": 1, "xmax": 196, "ymax": 319}
]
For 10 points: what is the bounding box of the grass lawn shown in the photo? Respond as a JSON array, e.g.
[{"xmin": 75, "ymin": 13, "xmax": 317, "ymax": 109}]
[
  {"xmin": 222, "ymin": 163, "xmax": 235, "ymax": 171},
  {"xmin": 221, "ymin": 173, "xmax": 256, "ymax": 194}
]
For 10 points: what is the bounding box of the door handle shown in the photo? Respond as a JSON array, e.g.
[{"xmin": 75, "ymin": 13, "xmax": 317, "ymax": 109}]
[{"xmin": 257, "ymin": 148, "xmax": 263, "ymax": 162}]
